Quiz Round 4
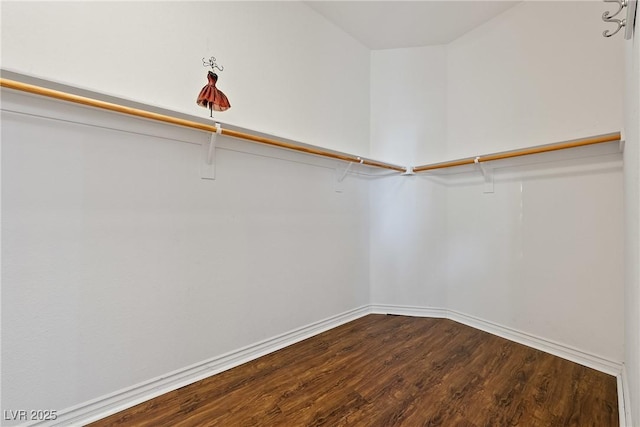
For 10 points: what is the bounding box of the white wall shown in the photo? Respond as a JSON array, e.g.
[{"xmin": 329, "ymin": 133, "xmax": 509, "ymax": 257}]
[
  {"xmin": 444, "ymin": 158, "xmax": 624, "ymax": 363},
  {"xmin": 0, "ymin": 0, "xmax": 631, "ymax": 422},
  {"xmin": 1, "ymin": 1, "xmax": 373, "ymax": 421},
  {"xmin": 369, "ymin": 0, "xmax": 625, "ymax": 363},
  {"xmin": 369, "ymin": 175, "xmax": 447, "ymax": 308},
  {"xmin": 0, "ymin": 1, "xmax": 370, "ymax": 155},
  {"xmin": 369, "ymin": 46, "xmax": 448, "ymax": 308},
  {"xmin": 443, "ymin": 0, "xmax": 625, "ymax": 364},
  {"xmin": 623, "ymin": 24, "xmax": 640, "ymax": 426},
  {"xmin": 447, "ymin": 1, "xmax": 624, "ymax": 159},
  {"xmin": 1, "ymin": 89, "xmax": 370, "ymax": 422},
  {"xmin": 370, "ymin": 46, "xmax": 447, "ymax": 166}
]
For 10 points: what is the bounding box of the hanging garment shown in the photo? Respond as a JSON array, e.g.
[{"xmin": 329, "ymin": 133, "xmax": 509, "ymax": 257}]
[{"xmin": 197, "ymin": 71, "xmax": 231, "ymax": 116}]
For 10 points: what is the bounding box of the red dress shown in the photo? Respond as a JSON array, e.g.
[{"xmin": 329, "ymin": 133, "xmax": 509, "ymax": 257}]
[{"xmin": 197, "ymin": 71, "xmax": 231, "ymax": 115}]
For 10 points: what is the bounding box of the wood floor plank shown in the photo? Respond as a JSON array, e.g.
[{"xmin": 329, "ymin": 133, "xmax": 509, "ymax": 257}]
[{"xmin": 88, "ymin": 315, "xmax": 618, "ymax": 427}]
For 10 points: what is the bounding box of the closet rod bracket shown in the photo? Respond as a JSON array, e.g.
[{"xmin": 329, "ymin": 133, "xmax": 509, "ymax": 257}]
[
  {"xmin": 201, "ymin": 123, "xmax": 222, "ymax": 180},
  {"xmin": 474, "ymin": 157, "xmax": 494, "ymax": 193},
  {"xmin": 335, "ymin": 159, "xmax": 362, "ymax": 192},
  {"xmin": 402, "ymin": 166, "xmax": 415, "ymax": 176},
  {"xmin": 337, "ymin": 161, "xmax": 355, "ymax": 183}
]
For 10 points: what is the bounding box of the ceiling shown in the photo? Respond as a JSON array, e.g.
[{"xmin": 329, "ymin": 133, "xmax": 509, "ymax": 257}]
[{"xmin": 304, "ymin": 1, "xmax": 520, "ymax": 49}]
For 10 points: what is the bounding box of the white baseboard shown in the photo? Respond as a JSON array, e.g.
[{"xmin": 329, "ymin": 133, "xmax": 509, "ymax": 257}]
[
  {"xmin": 370, "ymin": 304, "xmax": 448, "ymax": 319},
  {"xmin": 40, "ymin": 304, "xmax": 624, "ymax": 426},
  {"xmin": 372, "ymin": 304, "xmax": 626, "ymax": 424},
  {"xmin": 447, "ymin": 309, "xmax": 623, "ymax": 376},
  {"xmin": 40, "ymin": 305, "xmax": 371, "ymax": 427},
  {"xmin": 618, "ymin": 365, "xmax": 633, "ymax": 427},
  {"xmin": 371, "ymin": 304, "xmax": 623, "ymax": 376}
]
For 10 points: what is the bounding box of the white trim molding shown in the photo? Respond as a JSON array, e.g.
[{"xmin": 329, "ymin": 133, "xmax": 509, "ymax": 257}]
[
  {"xmin": 619, "ymin": 365, "xmax": 633, "ymax": 427},
  {"xmin": 448, "ymin": 309, "xmax": 622, "ymax": 376},
  {"xmin": 370, "ymin": 304, "xmax": 448, "ymax": 319},
  {"xmin": 371, "ymin": 304, "xmax": 626, "ymax": 424},
  {"xmin": 371, "ymin": 304, "xmax": 623, "ymax": 376},
  {"xmin": 37, "ymin": 306, "xmax": 371, "ymax": 427},
  {"xmin": 41, "ymin": 304, "xmax": 625, "ymax": 426}
]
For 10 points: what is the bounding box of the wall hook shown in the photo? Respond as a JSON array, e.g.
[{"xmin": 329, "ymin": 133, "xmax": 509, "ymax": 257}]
[{"xmin": 602, "ymin": 0, "xmax": 636, "ymax": 39}]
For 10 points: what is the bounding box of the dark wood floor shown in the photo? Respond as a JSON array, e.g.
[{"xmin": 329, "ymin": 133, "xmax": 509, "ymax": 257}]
[{"xmin": 89, "ymin": 314, "xmax": 618, "ymax": 427}]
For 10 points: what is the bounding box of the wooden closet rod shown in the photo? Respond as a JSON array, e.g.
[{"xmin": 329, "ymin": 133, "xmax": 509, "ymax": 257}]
[
  {"xmin": 412, "ymin": 132, "xmax": 622, "ymax": 173},
  {"xmin": 0, "ymin": 78, "xmax": 407, "ymax": 173}
]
